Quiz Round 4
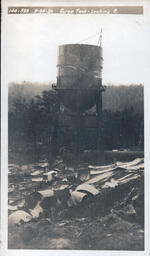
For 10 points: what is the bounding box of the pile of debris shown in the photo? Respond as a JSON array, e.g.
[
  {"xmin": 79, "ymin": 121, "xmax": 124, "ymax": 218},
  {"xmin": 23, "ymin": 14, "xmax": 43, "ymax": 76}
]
[{"xmin": 8, "ymin": 157, "xmax": 144, "ymax": 228}]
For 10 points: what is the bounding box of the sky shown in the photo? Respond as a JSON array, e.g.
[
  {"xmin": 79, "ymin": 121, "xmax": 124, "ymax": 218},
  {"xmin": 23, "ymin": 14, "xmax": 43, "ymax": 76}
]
[{"xmin": 2, "ymin": 2, "xmax": 150, "ymax": 85}]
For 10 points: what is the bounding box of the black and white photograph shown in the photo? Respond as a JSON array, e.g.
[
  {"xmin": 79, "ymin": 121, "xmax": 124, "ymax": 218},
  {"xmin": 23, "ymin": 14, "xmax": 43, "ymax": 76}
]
[{"xmin": 1, "ymin": 0, "xmax": 150, "ymax": 254}]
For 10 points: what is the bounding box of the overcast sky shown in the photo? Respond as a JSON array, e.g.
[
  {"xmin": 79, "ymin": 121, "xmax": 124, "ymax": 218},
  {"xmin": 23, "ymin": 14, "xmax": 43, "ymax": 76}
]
[{"xmin": 3, "ymin": 4, "xmax": 150, "ymax": 85}]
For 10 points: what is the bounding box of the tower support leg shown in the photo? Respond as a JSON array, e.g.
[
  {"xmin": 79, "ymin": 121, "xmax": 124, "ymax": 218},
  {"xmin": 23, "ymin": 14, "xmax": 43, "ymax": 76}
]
[{"xmin": 96, "ymin": 86, "xmax": 104, "ymax": 155}]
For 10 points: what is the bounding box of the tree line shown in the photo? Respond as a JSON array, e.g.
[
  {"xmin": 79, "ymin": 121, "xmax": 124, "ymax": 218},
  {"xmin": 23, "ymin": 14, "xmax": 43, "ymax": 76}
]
[{"xmin": 8, "ymin": 82, "xmax": 144, "ymax": 158}]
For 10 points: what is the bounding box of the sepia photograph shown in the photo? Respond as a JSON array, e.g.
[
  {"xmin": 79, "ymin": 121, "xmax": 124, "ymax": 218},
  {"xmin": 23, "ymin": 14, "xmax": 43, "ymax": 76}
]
[{"xmin": 1, "ymin": 0, "xmax": 150, "ymax": 254}]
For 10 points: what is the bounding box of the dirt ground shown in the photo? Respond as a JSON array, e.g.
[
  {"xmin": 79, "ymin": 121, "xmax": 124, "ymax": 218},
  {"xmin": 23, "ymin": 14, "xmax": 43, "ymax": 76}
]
[
  {"xmin": 8, "ymin": 151, "xmax": 144, "ymax": 250},
  {"xmin": 8, "ymin": 214, "xmax": 144, "ymax": 250}
]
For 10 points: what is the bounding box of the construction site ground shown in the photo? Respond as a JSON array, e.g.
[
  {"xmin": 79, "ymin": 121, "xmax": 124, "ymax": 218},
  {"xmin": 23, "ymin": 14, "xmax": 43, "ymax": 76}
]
[{"xmin": 8, "ymin": 150, "xmax": 144, "ymax": 250}]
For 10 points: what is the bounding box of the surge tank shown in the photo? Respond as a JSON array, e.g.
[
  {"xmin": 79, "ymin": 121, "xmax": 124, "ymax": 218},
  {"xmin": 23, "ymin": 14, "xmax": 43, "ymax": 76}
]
[{"xmin": 56, "ymin": 44, "xmax": 103, "ymax": 113}]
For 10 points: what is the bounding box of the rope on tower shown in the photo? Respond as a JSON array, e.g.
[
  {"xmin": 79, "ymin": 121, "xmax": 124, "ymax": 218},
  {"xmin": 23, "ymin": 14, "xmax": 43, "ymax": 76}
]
[
  {"xmin": 77, "ymin": 32, "xmax": 100, "ymax": 44},
  {"xmin": 76, "ymin": 28, "xmax": 103, "ymax": 45}
]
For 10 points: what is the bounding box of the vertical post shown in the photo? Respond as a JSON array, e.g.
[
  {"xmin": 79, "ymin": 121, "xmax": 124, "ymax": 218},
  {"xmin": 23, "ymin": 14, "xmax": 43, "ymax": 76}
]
[
  {"xmin": 48, "ymin": 100, "xmax": 60, "ymax": 168},
  {"xmin": 96, "ymin": 80, "xmax": 103, "ymax": 152},
  {"xmin": 74, "ymin": 90, "xmax": 81, "ymax": 174}
]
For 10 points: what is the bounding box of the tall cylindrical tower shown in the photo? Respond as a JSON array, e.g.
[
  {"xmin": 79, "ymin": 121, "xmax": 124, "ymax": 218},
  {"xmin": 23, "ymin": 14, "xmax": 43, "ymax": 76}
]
[{"xmin": 53, "ymin": 42, "xmax": 104, "ymax": 163}]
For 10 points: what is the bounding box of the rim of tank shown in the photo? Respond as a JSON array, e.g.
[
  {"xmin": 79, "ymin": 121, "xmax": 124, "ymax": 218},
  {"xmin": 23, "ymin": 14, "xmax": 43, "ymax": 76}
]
[{"xmin": 59, "ymin": 43, "xmax": 102, "ymax": 48}]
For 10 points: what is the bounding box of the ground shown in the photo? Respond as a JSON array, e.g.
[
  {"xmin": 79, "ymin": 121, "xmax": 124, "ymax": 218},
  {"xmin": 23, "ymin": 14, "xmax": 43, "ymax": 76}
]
[{"xmin": 8, "ymin": 150, "xmax": 144, "ymax": 250}]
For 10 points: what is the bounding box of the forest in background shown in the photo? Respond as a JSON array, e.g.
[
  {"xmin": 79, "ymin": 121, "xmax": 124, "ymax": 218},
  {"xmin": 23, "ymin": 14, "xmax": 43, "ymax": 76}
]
[
  {"xmin": 8, "ymin": 82, "xmax": 144, "ymax": 159},
  {"xmin": 8, "ymin": 82, "xmax": 144, "ymax": 114}
]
